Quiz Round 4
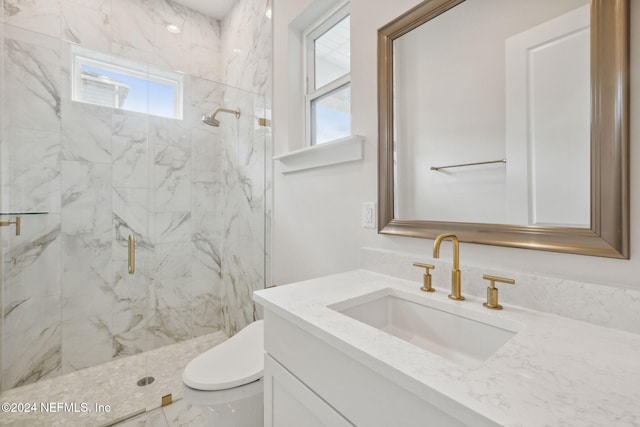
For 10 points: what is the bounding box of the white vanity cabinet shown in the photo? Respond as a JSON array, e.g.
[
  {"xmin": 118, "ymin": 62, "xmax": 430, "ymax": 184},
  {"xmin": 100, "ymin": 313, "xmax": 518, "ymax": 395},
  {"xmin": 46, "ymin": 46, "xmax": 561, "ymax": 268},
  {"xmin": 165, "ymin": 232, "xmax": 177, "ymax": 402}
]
[
  {"xmin": 264, "ymin": 354, "xmax": 352, "ymax": 426},
  {"xmin": 262, "ymin": 310, "xmax": 489, "ymax": 427}
]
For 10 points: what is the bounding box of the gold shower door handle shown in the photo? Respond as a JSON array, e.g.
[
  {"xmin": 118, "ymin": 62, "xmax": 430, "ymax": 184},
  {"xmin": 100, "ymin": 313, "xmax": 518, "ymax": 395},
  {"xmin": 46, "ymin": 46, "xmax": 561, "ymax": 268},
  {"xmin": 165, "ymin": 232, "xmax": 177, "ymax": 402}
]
[{"xmin": 128, "ymin": 234, "xmax": 135, "ymax": 274}]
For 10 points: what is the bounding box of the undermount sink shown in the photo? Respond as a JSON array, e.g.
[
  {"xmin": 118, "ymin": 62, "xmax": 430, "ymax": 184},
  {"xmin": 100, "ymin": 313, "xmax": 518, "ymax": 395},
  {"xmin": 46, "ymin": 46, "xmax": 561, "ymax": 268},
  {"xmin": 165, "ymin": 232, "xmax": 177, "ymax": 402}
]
[{"xmin": 329, "ymin": 288, "xmax": 522, "ymax": 368}]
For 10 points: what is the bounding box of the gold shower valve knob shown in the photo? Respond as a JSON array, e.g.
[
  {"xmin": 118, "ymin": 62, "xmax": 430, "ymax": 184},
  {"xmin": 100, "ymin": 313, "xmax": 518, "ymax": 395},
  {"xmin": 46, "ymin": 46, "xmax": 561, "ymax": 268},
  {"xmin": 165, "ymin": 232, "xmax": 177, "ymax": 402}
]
[{"xmin": 482, "ymin": 274, "xmax": 515, "ymax": 310}]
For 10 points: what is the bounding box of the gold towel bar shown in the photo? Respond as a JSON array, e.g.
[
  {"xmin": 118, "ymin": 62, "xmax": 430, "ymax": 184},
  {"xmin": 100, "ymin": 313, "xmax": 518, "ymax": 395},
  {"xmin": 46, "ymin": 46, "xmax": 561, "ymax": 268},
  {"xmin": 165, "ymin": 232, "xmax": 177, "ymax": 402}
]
[{"xmin": 431, "ymin": 159, "xmax": 506, "ymax": 171}]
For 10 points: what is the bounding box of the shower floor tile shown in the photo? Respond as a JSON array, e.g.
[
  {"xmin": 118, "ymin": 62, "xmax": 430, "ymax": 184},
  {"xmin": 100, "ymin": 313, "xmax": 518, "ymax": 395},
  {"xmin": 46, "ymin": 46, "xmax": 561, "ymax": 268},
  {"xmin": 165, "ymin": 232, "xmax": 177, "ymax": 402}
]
[{"xmin": 0, "ymin": 331, "xmax": 227, "ymax": 427}]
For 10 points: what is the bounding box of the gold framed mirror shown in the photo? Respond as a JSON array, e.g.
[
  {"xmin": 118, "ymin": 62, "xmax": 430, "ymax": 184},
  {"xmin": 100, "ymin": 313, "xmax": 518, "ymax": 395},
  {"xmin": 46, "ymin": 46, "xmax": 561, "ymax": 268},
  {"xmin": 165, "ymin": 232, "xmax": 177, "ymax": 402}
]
[{"xmin": 377, "ymin": 0, "xmax": 629, "ymax": 258}]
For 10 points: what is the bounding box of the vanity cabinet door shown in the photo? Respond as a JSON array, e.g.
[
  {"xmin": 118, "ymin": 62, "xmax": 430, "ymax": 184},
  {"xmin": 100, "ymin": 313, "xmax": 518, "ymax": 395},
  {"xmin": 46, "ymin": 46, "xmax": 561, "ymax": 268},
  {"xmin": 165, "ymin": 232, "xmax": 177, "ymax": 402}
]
[{"xmin": 264, "ymin": 354, "xmax": 353, "ymax": 427}]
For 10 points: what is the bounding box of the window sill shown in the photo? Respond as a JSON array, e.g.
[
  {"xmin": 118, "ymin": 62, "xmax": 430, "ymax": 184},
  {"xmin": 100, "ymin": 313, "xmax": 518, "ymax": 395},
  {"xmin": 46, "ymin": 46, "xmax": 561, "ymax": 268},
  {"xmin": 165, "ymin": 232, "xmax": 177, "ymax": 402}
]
[{"xmin": 273, "ymin": 135, "xmax": 364, "ymax": 174}]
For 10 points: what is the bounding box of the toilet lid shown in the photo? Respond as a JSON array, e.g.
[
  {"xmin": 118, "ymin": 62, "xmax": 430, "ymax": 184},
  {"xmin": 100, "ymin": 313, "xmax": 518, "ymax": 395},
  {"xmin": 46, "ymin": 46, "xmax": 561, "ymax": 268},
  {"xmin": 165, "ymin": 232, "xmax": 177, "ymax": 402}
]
[{"xmin": 183, "ymin": 320, "xmax": 264, "ymax": 391}]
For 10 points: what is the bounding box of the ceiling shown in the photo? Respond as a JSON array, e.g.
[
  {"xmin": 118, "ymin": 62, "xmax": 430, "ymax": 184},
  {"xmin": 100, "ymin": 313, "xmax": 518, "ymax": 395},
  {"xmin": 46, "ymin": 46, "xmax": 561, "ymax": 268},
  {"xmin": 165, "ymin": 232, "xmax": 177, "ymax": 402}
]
[{"xmin": 171, "ymin": 0, "xmax": 237, "ymax": 19}]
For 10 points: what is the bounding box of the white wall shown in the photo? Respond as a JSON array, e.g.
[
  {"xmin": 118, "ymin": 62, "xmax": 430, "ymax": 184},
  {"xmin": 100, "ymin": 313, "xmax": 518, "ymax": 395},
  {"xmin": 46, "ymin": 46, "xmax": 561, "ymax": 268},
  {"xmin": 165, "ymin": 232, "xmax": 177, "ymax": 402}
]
[{"xmin": 272, "ymin": 0, "xmax": 640, "ymax": 290}]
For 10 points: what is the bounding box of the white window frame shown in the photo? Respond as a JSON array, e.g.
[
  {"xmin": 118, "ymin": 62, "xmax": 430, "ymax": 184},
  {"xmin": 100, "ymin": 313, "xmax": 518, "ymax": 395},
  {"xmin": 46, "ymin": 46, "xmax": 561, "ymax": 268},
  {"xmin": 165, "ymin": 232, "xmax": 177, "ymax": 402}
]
[
  {"xmin": 303, "ymin": 2, "xmax": 351, "ymax": 146},
  {"xmin": 71, "ymin": 46, "xmax": 184, "ymax": 120}
]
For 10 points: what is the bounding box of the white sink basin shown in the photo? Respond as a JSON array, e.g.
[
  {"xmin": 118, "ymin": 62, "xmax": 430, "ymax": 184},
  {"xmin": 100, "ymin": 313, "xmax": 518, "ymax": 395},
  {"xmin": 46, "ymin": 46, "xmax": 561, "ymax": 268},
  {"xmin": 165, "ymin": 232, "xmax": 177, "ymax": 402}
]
[{"xmin": 329, "ymin": 288, "xmax": 522, "ymax": 368}]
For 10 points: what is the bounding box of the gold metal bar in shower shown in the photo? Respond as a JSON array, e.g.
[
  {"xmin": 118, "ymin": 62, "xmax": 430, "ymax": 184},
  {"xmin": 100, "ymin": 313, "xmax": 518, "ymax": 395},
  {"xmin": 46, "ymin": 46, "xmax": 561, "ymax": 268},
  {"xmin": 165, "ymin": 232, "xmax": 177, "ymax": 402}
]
[
  {"xmin": 128, "ymin": 234, "xmax": 135, "ymax": 274},
  {"xmin": 0, "ymin": 216, "xmax": 21, "ymax": 236},
  {"xmin": 430, "ymin": 159, "xmax": 506, "ymax": 171}
]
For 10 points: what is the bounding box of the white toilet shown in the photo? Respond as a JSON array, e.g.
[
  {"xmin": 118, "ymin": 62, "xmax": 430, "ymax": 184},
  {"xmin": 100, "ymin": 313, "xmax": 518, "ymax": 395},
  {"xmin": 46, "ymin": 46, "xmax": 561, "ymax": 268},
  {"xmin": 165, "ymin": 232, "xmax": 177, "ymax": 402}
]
[{"xmin": 182, "ymin": 320, "xmax": 264, "ymax": 427}]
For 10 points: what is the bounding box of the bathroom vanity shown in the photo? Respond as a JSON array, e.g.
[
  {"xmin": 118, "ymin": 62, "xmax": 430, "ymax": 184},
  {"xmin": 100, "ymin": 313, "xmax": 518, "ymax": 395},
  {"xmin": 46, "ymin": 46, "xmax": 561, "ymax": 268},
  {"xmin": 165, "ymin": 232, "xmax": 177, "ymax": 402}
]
[{"xmin": 254, "ymin": 270, "xmax": 640, "ymax": 427}]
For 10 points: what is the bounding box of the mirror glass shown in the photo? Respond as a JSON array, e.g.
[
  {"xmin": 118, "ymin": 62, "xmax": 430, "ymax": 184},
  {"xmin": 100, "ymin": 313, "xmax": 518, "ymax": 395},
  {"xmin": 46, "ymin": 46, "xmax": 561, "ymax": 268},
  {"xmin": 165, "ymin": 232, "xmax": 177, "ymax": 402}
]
[
  {"xmin": 378, "ymin": 0, "xmax": 629, "ymax": 258},
  {"xmin": 393, "ymin": 0, "xmax": 590, "ymax": 226}
]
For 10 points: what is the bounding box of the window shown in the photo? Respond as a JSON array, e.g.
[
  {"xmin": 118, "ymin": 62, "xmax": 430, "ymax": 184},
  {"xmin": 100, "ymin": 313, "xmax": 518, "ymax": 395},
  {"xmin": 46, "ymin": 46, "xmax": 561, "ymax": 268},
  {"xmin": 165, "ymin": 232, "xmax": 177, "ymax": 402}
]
[
  {"xmin": 71, "ymin": 46, "xmax": 184, "ymax": 120},
  {"xmin": 305, "ymin": 4, "xmax": 351, "ymax": 145}
]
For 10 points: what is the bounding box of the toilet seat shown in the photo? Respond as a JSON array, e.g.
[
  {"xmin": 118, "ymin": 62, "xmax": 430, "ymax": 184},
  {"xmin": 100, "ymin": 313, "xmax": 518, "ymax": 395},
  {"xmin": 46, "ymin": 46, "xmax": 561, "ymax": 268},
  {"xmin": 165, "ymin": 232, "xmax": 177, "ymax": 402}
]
[{"xmin": 183, "ymin": 320, "xmax": 264, "ymax": 391}]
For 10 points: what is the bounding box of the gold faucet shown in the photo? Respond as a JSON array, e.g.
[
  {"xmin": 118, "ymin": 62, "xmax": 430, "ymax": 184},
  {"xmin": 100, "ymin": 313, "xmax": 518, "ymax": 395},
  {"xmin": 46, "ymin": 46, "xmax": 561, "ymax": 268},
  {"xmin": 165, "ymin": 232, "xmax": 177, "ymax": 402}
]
[{"xmin": 433, "ymin": 234, "xmax": 464, "ymax": 300}]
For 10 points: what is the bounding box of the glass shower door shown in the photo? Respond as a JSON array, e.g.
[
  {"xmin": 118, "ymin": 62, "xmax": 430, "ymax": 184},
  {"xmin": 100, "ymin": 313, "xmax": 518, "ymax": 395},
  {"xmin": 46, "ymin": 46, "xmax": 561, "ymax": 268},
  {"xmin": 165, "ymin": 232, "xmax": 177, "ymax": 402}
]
[
  {"xmin": 0, "ymin": 19, "xmax": 270, "ymax": 424},
  {"xmin": 0, "ymin": 25, "xmax": 67, "ymax": 394},
  {"xmin": 0, "ymin": 28, "xmax": 155, "ymax": 424}
]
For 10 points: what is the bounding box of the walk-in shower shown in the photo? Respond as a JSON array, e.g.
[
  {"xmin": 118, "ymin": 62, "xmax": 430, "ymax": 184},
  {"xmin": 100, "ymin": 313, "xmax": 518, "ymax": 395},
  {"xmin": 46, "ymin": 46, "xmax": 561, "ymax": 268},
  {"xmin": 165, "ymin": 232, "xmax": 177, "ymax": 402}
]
[
  {"xmin": 202, "ymin": 107, "xmax": 241, "ymax": 127},
  {"xmin": 0, "ymin": 1, "xmax": 271, "ymax": 424}
]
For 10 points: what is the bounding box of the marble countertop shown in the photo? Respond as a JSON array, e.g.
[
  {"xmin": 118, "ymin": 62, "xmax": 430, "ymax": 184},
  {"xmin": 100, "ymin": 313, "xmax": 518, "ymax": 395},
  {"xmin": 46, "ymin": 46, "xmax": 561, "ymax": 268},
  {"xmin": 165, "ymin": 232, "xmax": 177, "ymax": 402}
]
[{"xmin": 254, "ymin": 270, "xmax": 640, "ymax": 427}]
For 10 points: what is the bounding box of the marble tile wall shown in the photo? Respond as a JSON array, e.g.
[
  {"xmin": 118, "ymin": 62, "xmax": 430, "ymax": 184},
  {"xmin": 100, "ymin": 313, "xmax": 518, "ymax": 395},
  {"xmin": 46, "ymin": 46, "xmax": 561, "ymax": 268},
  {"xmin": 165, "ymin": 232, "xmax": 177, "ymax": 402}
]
[
  {"xmin": 218, "ymin": 85, "xmax": 267, "ymax": 336},
  {"xmin": 221, "ymin": 0, "xmax": 272, "ymax": 96},
  {"xmin": 3, "ymin": 0, "xmax": 222, "ymax": 81},
  {"xmin": 0, "ymin": 0, "xmax": 271, "ymax": 391},
  {"xmin": 222, "ymin": 0, "xmax": 273, "ymax": 291}
]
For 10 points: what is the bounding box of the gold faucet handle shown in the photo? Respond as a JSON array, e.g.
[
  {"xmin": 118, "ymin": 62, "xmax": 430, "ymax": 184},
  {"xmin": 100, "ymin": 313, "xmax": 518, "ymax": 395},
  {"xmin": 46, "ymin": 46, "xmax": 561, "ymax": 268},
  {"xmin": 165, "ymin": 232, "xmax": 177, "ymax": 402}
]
[
  {"xmin": 413, "ymin": 262, "xmax": 435, "ymax": 292},
  {"xmin": 482, "ymin": 274, "xmax": 515, "ymax": 310}
]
